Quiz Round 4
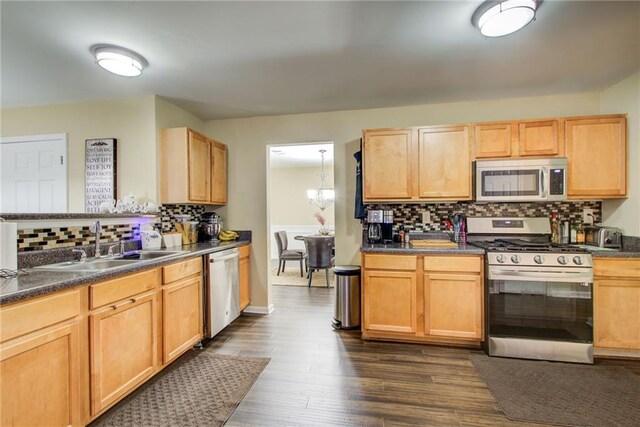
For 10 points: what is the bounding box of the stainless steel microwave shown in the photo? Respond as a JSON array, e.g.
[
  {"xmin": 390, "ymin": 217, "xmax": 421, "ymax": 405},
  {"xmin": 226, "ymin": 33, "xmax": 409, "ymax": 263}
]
[{"xmin": 475, "ymin": 158, "xmax": 567, "ymax": 202}]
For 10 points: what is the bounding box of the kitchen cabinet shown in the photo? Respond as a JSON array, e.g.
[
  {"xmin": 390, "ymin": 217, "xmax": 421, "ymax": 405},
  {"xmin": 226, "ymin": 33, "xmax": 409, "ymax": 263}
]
[
  {"xmin": 474, "ymin": 119, "xmax": 562, "ymax": 159},
  {"xmin": 362, "ymin": 253, "xmax": 484, "ymax": 346},
  {"xmin": 162, "ymin": 258, "xmax": 203, "ymax": 364},
  {"xmin": 423, "ymin": 256, "xmax": 483, "ymax": 340},
  {"xmin": 159, "ymin": 127, "xmax": 228, "ymax": 205},
  {"xmin": 362, "ymin": 129, "xmax": 414, "ymax": 201},
  {"xmin": 565, "ymin": 115, "xmax": 627, "ymax": 199},
  {"xmin": 362, "ymin": 254, "xmax": 417, "ymax": 334},
  {"xmin": 594, "ymin": 258, "xmax": 640, "ymax": 351},
  {"xmin": 89, "ymin": 270, "xmax": 160, "ymax": 416},
  {"xmin": 474, "ymin": 122, "xmax": 514, "ymax": 158},
  {"xmin": 417, "ymin": 125, "xmax": 472, "ymax": 200},
  {"xmin": 239, "ymin": 244, "xmax": 251, "ymax": 311},
  {"xmin": 0, "ymin": 289, "xmax": 83, "ymax": 427}
]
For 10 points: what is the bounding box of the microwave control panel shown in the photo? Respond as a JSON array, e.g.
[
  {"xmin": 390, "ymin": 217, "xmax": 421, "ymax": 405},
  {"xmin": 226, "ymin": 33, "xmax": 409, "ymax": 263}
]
[{"xmin": 550, "ymin": 169, "xmax": 565, "ymax": 195}]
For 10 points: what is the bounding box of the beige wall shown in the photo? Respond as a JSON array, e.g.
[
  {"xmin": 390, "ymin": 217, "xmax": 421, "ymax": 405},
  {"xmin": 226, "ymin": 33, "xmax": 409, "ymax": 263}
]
[
  {"xmin": 205, "ymin": 92, "xmax": 602, "ymax": 309},
  {"xmin": 269, "ymin": 166, "xmax": 335, "ymax": 227},
  {"xmin": 1, "ymin": 96, "xmax": 157, "ymax": 211},
  {"xmin": 600, "ymin": 71, "xmax": 640, "ymax": 236}
]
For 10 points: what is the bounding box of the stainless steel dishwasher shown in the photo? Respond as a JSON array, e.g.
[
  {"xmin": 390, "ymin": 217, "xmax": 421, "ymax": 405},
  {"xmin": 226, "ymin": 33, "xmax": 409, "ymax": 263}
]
[{"xmin": 205, "ymin": 248, "xmax": 240, "ymax": 338}]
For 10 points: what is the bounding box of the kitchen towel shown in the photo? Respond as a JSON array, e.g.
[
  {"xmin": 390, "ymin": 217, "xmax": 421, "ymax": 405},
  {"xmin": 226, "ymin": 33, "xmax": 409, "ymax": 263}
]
[
  {"xmin": 353, "ymin": 144, "xmax": 365, "ymax": 220},
  {"xmin": 0, "ymin": 220, "xmax": 18, "ymax": 270}
]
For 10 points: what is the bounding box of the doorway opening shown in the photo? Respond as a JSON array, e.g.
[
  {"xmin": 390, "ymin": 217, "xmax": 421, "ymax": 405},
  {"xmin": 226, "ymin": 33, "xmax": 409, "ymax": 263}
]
[{"xmin": 267, "ymin": 142, "xmax": 335, "ymax": 290}]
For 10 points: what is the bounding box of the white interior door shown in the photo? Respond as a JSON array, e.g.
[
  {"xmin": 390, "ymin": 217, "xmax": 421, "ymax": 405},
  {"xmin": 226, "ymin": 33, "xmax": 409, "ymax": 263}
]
[{"xmin": 0, "ymin": 133, "xmax": 68, "ymax": 213}]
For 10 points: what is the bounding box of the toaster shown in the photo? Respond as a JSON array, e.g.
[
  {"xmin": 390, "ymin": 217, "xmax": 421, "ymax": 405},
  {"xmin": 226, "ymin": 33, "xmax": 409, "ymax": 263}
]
[{"xmin": 584, "ymin": 226, "xmax": 623, "ymax": 249}]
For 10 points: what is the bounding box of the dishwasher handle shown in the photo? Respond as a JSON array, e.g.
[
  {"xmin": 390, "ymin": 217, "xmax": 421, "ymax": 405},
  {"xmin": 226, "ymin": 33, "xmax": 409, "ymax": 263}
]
[{"xmin": 209, "ymin": 250, "xmax": 239, "ymax": 263}]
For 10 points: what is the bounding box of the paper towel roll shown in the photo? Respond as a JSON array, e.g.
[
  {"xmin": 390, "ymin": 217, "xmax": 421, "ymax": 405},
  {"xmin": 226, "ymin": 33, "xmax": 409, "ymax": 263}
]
[{"xmin": 0, "ymin": 221, "xmax": 18, "ymax": 270}]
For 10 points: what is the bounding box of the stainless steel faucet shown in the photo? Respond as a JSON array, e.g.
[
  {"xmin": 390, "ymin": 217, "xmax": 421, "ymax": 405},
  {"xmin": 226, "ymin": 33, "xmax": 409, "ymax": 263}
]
[{"xmin": 91, "ymin": 220, "xmax": 102, "ymax": 258}]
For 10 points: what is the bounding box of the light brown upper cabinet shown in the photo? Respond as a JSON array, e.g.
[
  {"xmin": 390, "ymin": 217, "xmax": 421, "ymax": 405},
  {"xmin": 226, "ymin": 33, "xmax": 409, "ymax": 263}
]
[
  {"xmin": 159, "ymin": 127, "xmax": 228, "ymax": 205},
  {"xmin": 363, "ymin": 126, "xmax": 473, "ymax": 202},
  {"xmin": 474, "ymin": 119, "xmax": 563, "ymax": 159},
  {"xmin": 417, "ymin": 125, "xmax": 472, "ymax": 200},
  {"xmin": 362, "ymin": 129, "xmax": 414, "ymax": 201},
  {"xmin": 474, "ymin": 122, "xmax": 515, "ymax": 158},
  {"xmin": 565, "ymin": 116, "xmax": 627, "ymax": 199}
]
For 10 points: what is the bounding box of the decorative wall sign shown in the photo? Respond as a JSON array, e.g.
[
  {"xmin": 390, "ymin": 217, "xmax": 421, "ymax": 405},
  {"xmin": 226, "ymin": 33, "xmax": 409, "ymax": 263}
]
[{"xmin": 85, "ymin": 138, "xmax": 117, "ymax": 213}]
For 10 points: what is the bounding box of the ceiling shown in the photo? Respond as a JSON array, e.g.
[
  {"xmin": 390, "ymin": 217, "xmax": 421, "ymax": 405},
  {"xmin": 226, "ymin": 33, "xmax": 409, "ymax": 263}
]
[
  {"xmin": 1, "ymin": 1, "xmax": 639, "ymax": 120},
  {"xmin": 269, "ymin": 143, "xmax": 334, "ymax": 169}
]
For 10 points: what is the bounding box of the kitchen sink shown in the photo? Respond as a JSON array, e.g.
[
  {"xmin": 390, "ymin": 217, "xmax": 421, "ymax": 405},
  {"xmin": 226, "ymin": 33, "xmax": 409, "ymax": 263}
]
[
  {"xmin": 33, "ymin": 250, "xmax": 187, "ymax": 272},
  {"xmin": 122, "ymin": 250, "xmax": 187, "ymax": 260},
  {"xmin": 34, "ymin": 259, "xmax": 139, "ymax": 271}
]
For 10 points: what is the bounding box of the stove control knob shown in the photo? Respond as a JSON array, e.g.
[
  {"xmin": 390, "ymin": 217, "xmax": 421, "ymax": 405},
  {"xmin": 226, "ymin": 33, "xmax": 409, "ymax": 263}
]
[
  {"xmin": 534, "ymin": 255, "xmax": 545, "ymax": 264},
  {"xmin": 496, "ymin": 254, "xmax": 506, "ymax": 263},
  {"xmin": 511, "ymin": 255, "xmax": 521, "ymax": 264},
  {"xmin": 573, "ymin": 256, "xmax": 583, "ymax": 265},
  {"xmin": 557, "ymin": 256, "xmax": 568, "ymax": 265}
]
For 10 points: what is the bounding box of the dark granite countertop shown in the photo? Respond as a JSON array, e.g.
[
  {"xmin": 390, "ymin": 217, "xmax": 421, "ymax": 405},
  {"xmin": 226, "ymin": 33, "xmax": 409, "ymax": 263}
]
[
  {"xmin": 1, "ymin": 241, "xmax": 250, "ymax": 305},
  {"xmin": 1, "ymin": 213, "xmax": 157, "ymax": 220},
  {"xmin": 585, "ymin": 248, "xmax": 640, "ymax": 259},
  {"xmin": 360, "ymin": 242, "xmax": 485, "ymax": 255}
]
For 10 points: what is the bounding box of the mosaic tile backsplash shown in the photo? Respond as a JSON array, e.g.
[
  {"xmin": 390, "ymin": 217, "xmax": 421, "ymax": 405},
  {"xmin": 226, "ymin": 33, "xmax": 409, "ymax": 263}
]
[
  {"xmin": 365, "ymin": 201, "xmax": 602, "ymax": 232},
  {"xmin": 16, "ymin": 204, "xmax": 209, "ymax": 251}
]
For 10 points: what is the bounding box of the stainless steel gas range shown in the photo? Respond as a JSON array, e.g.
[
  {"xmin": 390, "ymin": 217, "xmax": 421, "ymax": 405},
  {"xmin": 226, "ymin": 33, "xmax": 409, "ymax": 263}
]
[{"xmin": 468, "ymin": 217, "xmax": 594, "ymax": 364}]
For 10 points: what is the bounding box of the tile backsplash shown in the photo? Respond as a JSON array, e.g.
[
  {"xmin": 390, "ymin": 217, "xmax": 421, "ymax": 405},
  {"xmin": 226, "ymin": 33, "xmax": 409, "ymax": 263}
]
[
  {"xmin": 158, "ymin": 204, "xmax": 206, "ymax": 232},
  {"xmin": 365, "ymin": 201, "xmax": 602, "ymax": 232}
]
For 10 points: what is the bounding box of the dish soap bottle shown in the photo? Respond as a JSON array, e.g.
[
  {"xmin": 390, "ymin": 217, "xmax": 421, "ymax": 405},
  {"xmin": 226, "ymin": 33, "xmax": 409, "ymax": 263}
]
[{"xmin": 550, "ymin": 214, "xmax": 560, "ymax": 245}]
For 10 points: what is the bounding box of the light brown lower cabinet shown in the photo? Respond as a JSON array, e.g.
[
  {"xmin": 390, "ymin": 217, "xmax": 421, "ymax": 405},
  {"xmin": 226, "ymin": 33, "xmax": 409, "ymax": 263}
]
[
  {"xmin": 0, "ymin": 289, "xmax": 83, "ymax": 427},
  {"xmin": 239, "ymin": 244, "xmax": 251, "ymax": 311},
  {"xmin": 594, "ymin": 258, "xmax": 640, "ymax": 351},
  {"xmin": 162, "ymin": 275, "xmax": 203, "ymax": 364},
  {"xmin": 362, "ymin": 253, "xmax": 483, "ymax": 345},
  {"xmin": 89, "ymin": 290, "xmax": 158, "ymax": 415}
]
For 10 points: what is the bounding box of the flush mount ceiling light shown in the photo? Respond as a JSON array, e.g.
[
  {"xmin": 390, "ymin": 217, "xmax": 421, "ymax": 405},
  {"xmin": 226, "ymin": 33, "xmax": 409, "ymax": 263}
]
[
  {"xmin": 90, "ymin": 44, "xmax": 147, "ymax": 77},
  {"xmin": 473, "ymin": 0, "xmax": 538, "ymax": 37}
]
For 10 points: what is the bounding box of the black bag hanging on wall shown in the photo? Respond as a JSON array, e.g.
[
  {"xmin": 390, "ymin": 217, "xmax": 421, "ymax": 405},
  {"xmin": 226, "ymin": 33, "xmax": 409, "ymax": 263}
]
[{"xmin": 354, "ymin": 139, "xmax": 366, "ymax": 220}]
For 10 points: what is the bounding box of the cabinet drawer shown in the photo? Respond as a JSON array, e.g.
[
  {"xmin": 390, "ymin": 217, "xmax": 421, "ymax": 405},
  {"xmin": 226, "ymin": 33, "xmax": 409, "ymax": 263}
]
[
  {"xmin": 90, "ymin": 269, "xmax": 159, "ymax": 309},
  {"xmin": 163, "ymin": 257, "xmax": 202, "ymax": 283},
  {"xmin": 239, "ymin": 244, "xmax": 250, "ymax": 259},
  {"xmin": 1, "ymin": 290, "xmax": 81, "ymax": 343},
  {"xmin": 364, "ymin": 254, "xmax": 417, "ymax": 270},
  {"xmin": 594, "ymin": 258, "xmax": 640, "ymax": 278},
  {"xmin": 424, "ymin": 256, "xmax": 482, "ymax": 273}
]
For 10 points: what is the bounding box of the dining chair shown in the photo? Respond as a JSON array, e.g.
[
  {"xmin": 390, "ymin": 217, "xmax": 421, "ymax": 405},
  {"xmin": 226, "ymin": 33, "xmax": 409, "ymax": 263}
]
[
  {"xmin": 274, "ymin": 231, "xmax": 307, "ymax": 277},
  {"xmin": 303, "ymin": 236, "xmax": 335, "ymax": 288}
]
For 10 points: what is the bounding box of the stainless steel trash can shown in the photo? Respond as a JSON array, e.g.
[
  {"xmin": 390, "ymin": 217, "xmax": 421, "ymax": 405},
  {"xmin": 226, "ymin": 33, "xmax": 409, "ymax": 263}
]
[{"xmin": 332, "ymin": 265, "xmax": 361, "ymax": 330}]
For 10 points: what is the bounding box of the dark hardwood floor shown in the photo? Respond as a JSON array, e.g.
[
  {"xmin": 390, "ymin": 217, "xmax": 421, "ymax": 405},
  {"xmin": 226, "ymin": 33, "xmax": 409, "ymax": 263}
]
[{"xmin": 205, "ymin": 286, "xmax": 639, "ymax": 426}]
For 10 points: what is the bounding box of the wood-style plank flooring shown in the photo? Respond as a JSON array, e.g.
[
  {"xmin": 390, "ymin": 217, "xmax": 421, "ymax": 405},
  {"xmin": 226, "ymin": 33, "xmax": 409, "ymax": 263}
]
[{"xmin": 205, "ymin": 286, "xmax": 639, "ymax": 426}]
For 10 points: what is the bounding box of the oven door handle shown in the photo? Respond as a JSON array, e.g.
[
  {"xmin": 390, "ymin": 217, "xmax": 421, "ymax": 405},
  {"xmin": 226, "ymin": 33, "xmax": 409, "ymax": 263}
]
[{"xmin": 490, "ymin": 269, "xmax": 593, "ymax": 284}]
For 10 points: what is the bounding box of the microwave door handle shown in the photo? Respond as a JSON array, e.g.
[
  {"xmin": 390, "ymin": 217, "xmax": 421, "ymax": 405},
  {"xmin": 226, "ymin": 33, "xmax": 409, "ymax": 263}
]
[{"xmin": 540, "ymin": 167, "xmax": 548, "ymax": 199}]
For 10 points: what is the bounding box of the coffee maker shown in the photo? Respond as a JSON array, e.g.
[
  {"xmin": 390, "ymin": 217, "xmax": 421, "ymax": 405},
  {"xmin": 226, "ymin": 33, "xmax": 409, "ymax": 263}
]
[{"xmin": 367, "ymin": 210, "xmax": 394, "ymax": 243}]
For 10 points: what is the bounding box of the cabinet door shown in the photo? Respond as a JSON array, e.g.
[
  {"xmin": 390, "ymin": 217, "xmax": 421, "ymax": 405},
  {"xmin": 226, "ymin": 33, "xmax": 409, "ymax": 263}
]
[
  {"xmin": 188, "ymin": 130, "xmax": 211, "ymax": 202},
  {"xmin": 1, "ymin": 323, "xmax": 81, "ymax": 427},
  {"xmin": 595, "ymin": 279, "xmax": 640, "ymax": 350},
  {"xmin": 417, "ymin": 125, "xmax": 472, "ymax": 200},
  {"xmin": 363, "ymin": 270, "xmax": 417, "ymax": 334},
  {"xmin": 474, "ymin": 122, "xmax": 514, "ymax": 158},
  {"xmin": 518, "ymin": 120, "xmax": 561, "ymax": 157},
  {"xmin": 363, "ymin": 129, "xmax": 413, "ymax": 201},
  {"xmin": 566, "ymin": 116, "xmax": 626, "ymax": 198},
  {"xmin": 210, "ymin": 141, "xmax": 228, "ymax": 205},
  {"xmin": 90, "ymin": 292, "xmax": 157, "ymax": 415},
  {"xmin": 162, "ymin": 276, "xmax": 203, "ymax": 364},
  {"xmin": 239, "ymin": 254, "xmax": 251, "ymax": 311},
  {"xmin": 424, "ymin": 273, "xmax": 482, "ymax": 339}
]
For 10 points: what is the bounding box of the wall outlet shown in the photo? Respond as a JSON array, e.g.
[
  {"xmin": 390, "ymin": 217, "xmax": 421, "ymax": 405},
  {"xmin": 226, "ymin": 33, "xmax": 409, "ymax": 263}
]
[
  {"xmin": 583, "ymin": 208, "xmax": 594, "ymax": 225},
  {"xmin": 422, "ymin": 211, "xmax": 431, "ymax": 224}
]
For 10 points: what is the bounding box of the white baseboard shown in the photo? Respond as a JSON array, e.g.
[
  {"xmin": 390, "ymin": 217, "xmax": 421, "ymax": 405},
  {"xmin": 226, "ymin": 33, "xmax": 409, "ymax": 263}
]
[{"xmin": 243, "ymin": 304, "xmax": 275, "ymax": 315}]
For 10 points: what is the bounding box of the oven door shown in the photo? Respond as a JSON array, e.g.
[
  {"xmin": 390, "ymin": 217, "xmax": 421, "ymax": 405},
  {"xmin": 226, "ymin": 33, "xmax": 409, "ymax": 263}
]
[
  {"xmin": 476, "ymin": 167, "xmax": 546, "ymax": 201},
  {"xmin": 487, "ymin": 267, "xmax": 593, "ymax": 343}
]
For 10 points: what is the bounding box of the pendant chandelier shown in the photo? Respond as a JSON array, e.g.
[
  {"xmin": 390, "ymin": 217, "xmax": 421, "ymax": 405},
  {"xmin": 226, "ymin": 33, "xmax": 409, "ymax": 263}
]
[{"xmin": 306, "ymin": 149, "xmax": 335, "ymax": 211}]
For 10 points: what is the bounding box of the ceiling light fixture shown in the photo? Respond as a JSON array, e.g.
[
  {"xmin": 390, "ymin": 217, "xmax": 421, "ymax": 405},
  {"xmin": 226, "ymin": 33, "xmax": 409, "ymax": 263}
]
[
  {"xmin": 90, "ymin": 44, "xmax": 148, "ymax": 77},
  {"xmin": 306, "ymin": 149, "xmax": 335, "ymax": 211},
  {"xmin": 474, "ymin": 0, "xmax": 537, "ymax": 37}
]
